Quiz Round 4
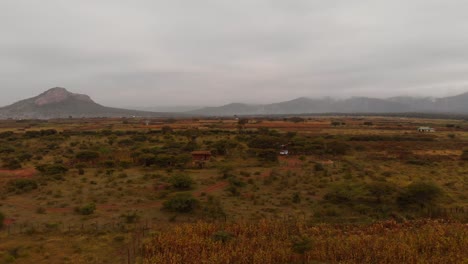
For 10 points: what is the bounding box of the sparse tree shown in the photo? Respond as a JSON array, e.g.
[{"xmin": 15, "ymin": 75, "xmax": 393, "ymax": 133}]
[
  {"xmin": 161, "ymin": 126, "xmax": 173, "ymax": 134},
  {"xmin": 76, "ymin": 151, "xmax": 100, "ymax": 163},
  {"xmin": 461, "ymin": 149, "xmax": 468, "ymax": 161},
  {"xmin": 163, "ymin": 194, "xmax": 199, "ymax": 213},
  {"xmin": 170, "ymin": 174, "xmax": 194, "ymax": 190},
  {"xmin": 398, "ymin": 182, "xmax": 443, "ymax": 209}
]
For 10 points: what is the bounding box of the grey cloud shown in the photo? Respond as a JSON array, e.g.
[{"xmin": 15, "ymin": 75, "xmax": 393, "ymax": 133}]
[{"xmin": 1, "ymin": 0, "xmax": 468, "ymax": 107}]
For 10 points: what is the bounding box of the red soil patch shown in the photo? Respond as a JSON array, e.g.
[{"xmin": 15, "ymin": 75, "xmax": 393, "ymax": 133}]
[
  {"xmin": 0, "ymin": 168, "xmax": 37, "ymax": 178},
  {"xmin": 46, "ymin": 207, "xmax": 74, "ymax": 213},
  {"xmin": 153, "ymin": 184, "xmax": 169, "ymax": 191},
  {"xmin": 194, "ymin": 181, "xmax": 229, "ymax": 196},
  {"xmin": 3, "ymin": 218, "xmax": 16, "ymax": 226},
  {"xmin": 278, "ymin": 156, "xmax": 303, "ymax": 170},
  {"xmin": 259, "ymin": 170, "xmax": 272, "ymax": 178}
]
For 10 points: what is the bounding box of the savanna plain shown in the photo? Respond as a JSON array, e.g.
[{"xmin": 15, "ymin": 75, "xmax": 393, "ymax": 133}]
[{"xmin": 0, "ymin": 116, "xmax": 467, "ymax": 264}]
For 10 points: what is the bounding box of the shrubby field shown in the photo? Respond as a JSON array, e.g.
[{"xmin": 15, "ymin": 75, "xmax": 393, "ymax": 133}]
[{"xmin": 0, "ymin": 116, "xmax": 466, "ymax": 263}]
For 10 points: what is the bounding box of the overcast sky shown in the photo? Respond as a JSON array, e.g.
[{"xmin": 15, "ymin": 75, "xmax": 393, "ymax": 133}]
[{"xmin": 1, "ymin": 0, "xmax": 468, "ymax": 107}]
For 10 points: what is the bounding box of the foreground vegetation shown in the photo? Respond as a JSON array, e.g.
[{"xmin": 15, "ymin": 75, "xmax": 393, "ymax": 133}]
[{"xmin": 142, "ymin": 219, "xmax": 468, "ymax": 264}]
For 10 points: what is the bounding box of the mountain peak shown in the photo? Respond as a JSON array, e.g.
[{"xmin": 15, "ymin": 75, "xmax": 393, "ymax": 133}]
[
  {"xmin": 34, "ymin": 87, "xmax": 93, "ymax": 106},
  {"xmin": 45, "ymin": 87, "xmax": 69, "ymax": 93},
  {"xmin": 0, "ymin": 87, "xmax": 167, "ymax": 119}
]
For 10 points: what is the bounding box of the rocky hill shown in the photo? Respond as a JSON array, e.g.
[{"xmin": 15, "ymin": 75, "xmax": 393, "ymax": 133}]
[{"xmin": 0, "ymin": 87, "xmax": 168, "ymax": 119}]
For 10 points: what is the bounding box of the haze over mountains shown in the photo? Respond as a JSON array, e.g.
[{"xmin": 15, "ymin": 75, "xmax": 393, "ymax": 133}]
[
  {"xmin": 0, "ymin": 87, "xmax": 467, "ymax": 119},
  {"xmin": 190, "ymin": 92, "xmax": 468, "ymax": 116}
]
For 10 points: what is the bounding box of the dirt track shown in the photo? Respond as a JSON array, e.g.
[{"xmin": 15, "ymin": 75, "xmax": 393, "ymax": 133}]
[{"xmin": 0, "ymin": 168, "xmax": 37, "ymax": 178}]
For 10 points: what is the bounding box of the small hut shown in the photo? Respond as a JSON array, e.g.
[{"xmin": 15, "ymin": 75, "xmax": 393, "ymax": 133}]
[{"xmin": 191, "ymin": 151, "xmax": 212, "ymax": 161}]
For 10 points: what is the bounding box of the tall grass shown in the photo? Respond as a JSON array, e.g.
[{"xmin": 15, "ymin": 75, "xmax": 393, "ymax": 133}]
[{"xmin": 143, "ymin": 219, "xmax": 467, "ymax": 264}]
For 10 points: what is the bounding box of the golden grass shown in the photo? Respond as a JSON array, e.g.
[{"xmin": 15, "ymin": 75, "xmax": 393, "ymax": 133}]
[{"xmin": 143, "ymin": 219, "xmax": 468, "ymax": 264}]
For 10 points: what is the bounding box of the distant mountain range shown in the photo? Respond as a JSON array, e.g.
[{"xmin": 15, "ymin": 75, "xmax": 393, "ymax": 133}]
[
  {"xmin": 1, "ymin": 87, "xmax": 467, "ymax": 119},
  {"xmin": 0, "ymin": 87, "xmax": 169, "ymax": 119},
  {"xmin": 189, "ymin": 92, "xmax": 468, "ymax": 116}
]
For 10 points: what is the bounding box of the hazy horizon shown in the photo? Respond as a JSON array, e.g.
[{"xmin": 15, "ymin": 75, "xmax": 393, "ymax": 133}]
[
  {"xmin": 2, "ymin": 1, "xmax": 468, "ymax": 107},
  {"xmin": 2, "ymin": 86, "xmax": 467, "ymax": 111}
]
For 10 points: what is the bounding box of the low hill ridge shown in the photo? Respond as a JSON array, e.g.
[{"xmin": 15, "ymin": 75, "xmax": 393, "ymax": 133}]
[{"xmin": 189, "ymin": 92, "xmax": 468, "ymax": 116}]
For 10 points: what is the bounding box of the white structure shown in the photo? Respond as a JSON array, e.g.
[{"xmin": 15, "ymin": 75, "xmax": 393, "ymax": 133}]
[
  {"xmin": 418, "ymin": 127, "xmax": 435, "ymax": 132},
  {"xmin": 279, "ymin": 150, "xmax": 289, "ymax": 155}
]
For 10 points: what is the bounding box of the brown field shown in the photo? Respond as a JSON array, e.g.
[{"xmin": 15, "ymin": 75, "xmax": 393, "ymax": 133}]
[{"xmin": 0, "ymin": 116, "xmax": 466, "ymax": 263}]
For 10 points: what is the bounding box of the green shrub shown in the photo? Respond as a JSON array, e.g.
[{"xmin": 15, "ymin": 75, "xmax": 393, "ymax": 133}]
[
  {"xmin": 4, "ymin": 159, "xmax": 22, "ymax": 170},
  {"xmin": 292, "ymin": 192, "xmax": 301, "ymax": 203},
  {"xmin": 398, "ymin": 182, "xmax": 443, "ymax": 209},
  {"xmin": 120, "ymin": 212, "xmax": 140, "ymax": 223},
  {"xmin": 17, "ymin": 153, "xmax": 33, "ymax": 162},
  {"xmin": 0, "ymin": 211, "xmax": 4, "ymax": 229},
  {"xmin": 163, "ymin": 194, "xmax": 199, "ymax": 213},
  {"xmin": 406, "ymin": 159, "xmax": 431, "ymax": 166},
  {"xmin": 461, "ymin": 149, "xmax": 468, "ymax": 161},
  {"xmin": 169, "ymin": 174, "xmax": 194, "ymax": 190},
  {"xmin": 75, "ymin": 203, "xmax": 96, "ymax": 215},
  {"xmin": 314, "ymin": 163, "xmax": 325, "ymax": 172},
  {"xmin": 227, "ymin": 185, "xmax": 240, "ymax": 196},
  {"xmin": 228, "ymin": 176, "xmax": 246, "ymax": 187},
  {"xmin": 248, "ymin": 136, "xmax": 283, "ymax": 149},
  {"xmin": 218, "ymin": 165, "xmax": 234, "ymax": 179},
  {"xmin": 212, "ymin": 231, "xmax": 234, "ymax": 243},
  {"xmin": 6, "ymin": 179, "xmax": 38, "ymax": 193},
  {"xmin": 0, "ymin": 146, "xmax": 15, "ymax": 154},
  {"xmin": 161, "ymin": 126, "xmax": 173, "ymax": 134},
  {"xmin": 202, "ymin": 196, "xmax": 226, "ymax": 220},
  {"xmin": 326, "ymin": 141, "xmax": 350, "ymax": 155},
  {"xmin": 76, "ymin": 151, "xmax": 100, "ymax": 162},
  {"xmin": 324, "ymin": 182, "xmax": 398, "ymax": 208},
  {"xmin": 255, "ymin": 149, "xmax": 278, "ymax": 163},
  {"xmin": 292, "ymin": 236, "xmax": 312, "ymax": 255},
  {"xmin": 36, "ymin": 164, "xmax": 69, "ymax": 176}
]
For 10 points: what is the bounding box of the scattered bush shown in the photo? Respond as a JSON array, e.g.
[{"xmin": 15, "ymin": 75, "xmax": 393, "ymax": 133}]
[
  {"xmin": 121, "ymin": 212, "xmax": 140, "ymax": 223},
  {"xmin": 36, "ymin": 164, "xmax": 68, "ymax": 176},
  {"xmin": 461, "ymin": 149, "xmax": 468, "ymax": 161},
  {"xmin": 169, "ymin": 174, "xmax": 194, "ymax": 190},
  {"xmin": 163, "ymin": 194, "xmax": 199, "ymax": 213},
  {"xmin": 6, "ymin": 179, "xmax": 38, "ymax": 193},
  {"xmin": 76, "ymin": 151, "xmax": 100, "ymax": 162},
  {"xmin": 406, "ymin": 159, "xmax": 431, "ymax": 166},
  {"xmin": 3, "ymin": 159, "xmax": 22, "ymax": 170},
  {"xmin": 398, "ymin": 182, "xmax": 443, "ymax": 209},
  {"xmin": 255, "ymin": 149, "xmax": 278, "ymax": 163},
  {"xmin": 202, "ymin": 196, "xmax": 227, "ymax": 220},
  {"xmin": 75, "ymin": 203, "xmax": 96, "ymax": 215},
  {"xmin": 212, "ymin": 231, "xmax": 234, "ymax": 243},
  {"xmin": 0, "ymin": 211, "xmax": 4, "ymax": 229},
  {"xmin": 314, "ymin": 163, "xmax": 325, "ymax": 172},
  {"xmin": 292, "ymin": 236, "xmax": 312, "ymax": 255},
  {"xmin": 292, "ymin": 192, "xmax": 301, "ymax": 203},
  {"xmin": 326, "ymin": 141, "xmax": 350, "ymax": 155}
]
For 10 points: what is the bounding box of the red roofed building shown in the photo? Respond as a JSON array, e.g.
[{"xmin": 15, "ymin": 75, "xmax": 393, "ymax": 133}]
[{"xmin": 191, "ymin": 151, "xmax": 212, "ymax": 161}]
